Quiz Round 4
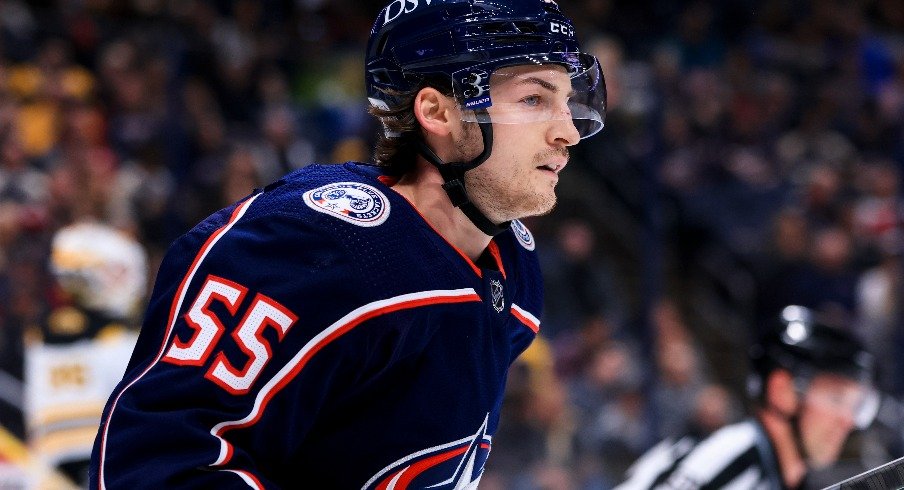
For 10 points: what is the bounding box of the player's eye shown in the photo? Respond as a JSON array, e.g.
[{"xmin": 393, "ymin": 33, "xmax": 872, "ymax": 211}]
[{"xmin": 520, "ymin": 95, "xmax": 542, "ymax": 107}]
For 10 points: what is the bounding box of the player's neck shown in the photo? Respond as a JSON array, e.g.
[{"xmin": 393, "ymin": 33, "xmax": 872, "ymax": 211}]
[
  {"xmin": 391, "ymin": 164, "xmax": 492, "ymax": 261},
  {"xmin": 758, "ymin": 409, "xmax": 808, "ymax": 489}
]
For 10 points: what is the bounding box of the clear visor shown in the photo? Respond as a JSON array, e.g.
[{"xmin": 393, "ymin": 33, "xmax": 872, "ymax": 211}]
[
  {"xmin": 854, "ymin": 388, "xmax": 881, "ymax": 429},
  {"xmin": 453, "ymin": 52, "xmax": 606, "ymax": 139},
  {"xmin": 803, "ymin": 379, "xmax": 881, "ymax": 430}
]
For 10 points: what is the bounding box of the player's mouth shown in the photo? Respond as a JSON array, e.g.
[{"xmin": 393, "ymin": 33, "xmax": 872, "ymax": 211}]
[{"xmin": 536, "ymin": 161, "xmax": 566, "ymax": 177}]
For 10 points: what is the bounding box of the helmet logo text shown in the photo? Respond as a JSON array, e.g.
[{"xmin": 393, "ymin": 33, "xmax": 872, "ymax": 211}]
[
  {"xmin": 550, "ymin": 21, "xmax": 574, "ymax": 37},
  {"xmin": 461, "ymin": 71, "xmax": 492, "ymax": 109},
  {"xmin": 384, "ymin": 0, "xmax": 434, "ymax": 24}
]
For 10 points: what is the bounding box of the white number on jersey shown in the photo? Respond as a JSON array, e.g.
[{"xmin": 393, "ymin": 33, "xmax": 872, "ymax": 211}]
[{"xmin": 162, "ymin": 275, "xmax": 298, "ymax": 394}]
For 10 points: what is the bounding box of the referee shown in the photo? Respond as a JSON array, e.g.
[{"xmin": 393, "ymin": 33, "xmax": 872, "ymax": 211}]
[{"xmin": 617, "ymin": 305, "xmax": 880, "ymax": 489}]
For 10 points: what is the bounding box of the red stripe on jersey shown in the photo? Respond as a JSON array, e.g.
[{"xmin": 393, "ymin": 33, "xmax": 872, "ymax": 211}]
[
  {"xmin": 486, "ymin": 241, "xmax": 506, "ymax": 279},
  {"xmin": 391, "ymin": 446, "xmax": 469, "ymax": 489},
  {"xmin": 510, "ymin": 303, "xmax": 540, "ymax": 333},
  {"xmin": 210, "ymin": 289, "xmax": 482, "ymax": 467},
  {"xmin": 162, "ymin": 199, "xmax": 257, "ymax": 361},
  {"xmin": 376, "ymin": 470, "xmax": 402, "ymax": 490},
  {"xmin": 377, "ymin": 175, "xmax": 398, "ymax": 186},
  {"xmin": 97, "ymin": 194, "xmax": 261, "ymax": 490}
]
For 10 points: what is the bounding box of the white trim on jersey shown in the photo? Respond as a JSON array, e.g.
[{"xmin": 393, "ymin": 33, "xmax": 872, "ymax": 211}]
[
  {"xmin": 362, "ymin": 414, "xmax": 491, "ymax": 489},
  {"xmin": 97, "ymin": 193, "xmax": 262, "ymax": 490},
  {"xmin": 208, "ymin": 287, "xmax": 482, "ymax": 468},
  {"xmin": 223, "ymin": 469, "xmax": 262, "ymax": 490},
  {"xmin": 510, "ymin": 303, "xmax": 541, "ymax": 332}
]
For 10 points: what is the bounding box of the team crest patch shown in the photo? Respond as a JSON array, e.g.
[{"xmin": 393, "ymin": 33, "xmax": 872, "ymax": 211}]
[
  {"xmin": 491, "ymin": 279, "xmax": 505, "ymax": 313},
  {"xmin": 510, "ymin": 220, "xmax": 535, "ymax": 251},
  {"xmin": 303, "ymin": 182, "xmax": 390, "ymax": 227}
]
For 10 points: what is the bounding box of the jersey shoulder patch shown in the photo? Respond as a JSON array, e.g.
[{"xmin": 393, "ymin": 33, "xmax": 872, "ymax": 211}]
[
  {"xmin": 302, "ymin": 181, "xmax": 391, "ymax": 227},
  {"xmin": 510, "ymin": 219, "xmax": 535, "ymax": 251}
]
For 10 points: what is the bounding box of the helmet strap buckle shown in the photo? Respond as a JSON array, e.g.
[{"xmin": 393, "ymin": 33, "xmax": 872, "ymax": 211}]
[{"xmin": 441, "ymin": 179, "xmax": 469, "ymax": 208}]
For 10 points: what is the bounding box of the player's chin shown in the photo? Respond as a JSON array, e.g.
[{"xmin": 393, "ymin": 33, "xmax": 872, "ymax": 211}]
[
  {"xmin": 807, "ymin": 443, "xmax": 845, "ymax": 469},
  {"xmin": 521, "ymin": 194, "xmax": 557, "ymax": 218}
]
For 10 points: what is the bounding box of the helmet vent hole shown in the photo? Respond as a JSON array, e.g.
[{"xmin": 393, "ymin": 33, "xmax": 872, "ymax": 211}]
[
  {"xmin": 376, "ymin": 35, "xmax": 390, "ymax": 57},
  {"xmin": 512, "ymin": 22, "xmax": 539, "ymax": 34}
]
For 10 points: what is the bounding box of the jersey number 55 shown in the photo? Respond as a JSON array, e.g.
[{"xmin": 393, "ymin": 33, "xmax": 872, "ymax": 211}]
[{"xmin": 161, "ymin": 274, "xmax": 298, "ymax": 395}]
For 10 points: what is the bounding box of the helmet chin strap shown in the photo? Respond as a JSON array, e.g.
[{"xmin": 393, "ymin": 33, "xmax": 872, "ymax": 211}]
[{"xmin": 416, "ymin": 109, "xmax": 511, "ymax": 236}]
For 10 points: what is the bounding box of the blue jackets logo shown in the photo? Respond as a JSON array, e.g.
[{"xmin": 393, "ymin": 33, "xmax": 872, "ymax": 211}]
[
  {"xmin": 303, "ymin": 182, "xmax": 390, "ymax": 227},
  {"xmin": 363, "ymin": 415, "xmax": 492, "ymax": 489}
]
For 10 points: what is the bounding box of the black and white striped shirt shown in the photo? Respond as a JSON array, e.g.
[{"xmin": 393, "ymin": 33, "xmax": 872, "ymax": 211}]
[{"xmin": 616, "ymin": 419, "xmax": 786, "ymax": 490}]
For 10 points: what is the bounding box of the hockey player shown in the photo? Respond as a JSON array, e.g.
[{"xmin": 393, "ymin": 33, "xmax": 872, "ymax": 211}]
[
  {"xmin": 28, "ymin": 221, "xmax": 146, "ymax": 487},
  {"xmin": 616, "ymin": 305, "xmax": 880, "ymax": 490},
  {"xmin": 90, "ymin": 0, "xmax": 606, "ymax": 488}
]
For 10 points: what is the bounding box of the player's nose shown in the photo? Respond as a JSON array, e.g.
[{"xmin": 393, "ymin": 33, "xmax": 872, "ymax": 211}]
[{"xmin": 550, "ymin": 115, "xmax": 581, "ymax": 146}]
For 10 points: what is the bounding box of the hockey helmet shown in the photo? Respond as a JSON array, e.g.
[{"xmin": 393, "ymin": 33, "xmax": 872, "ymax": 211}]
[
  {"xmin": 50, "ymin": 222, "xmax": 148, "ymax": 320},
  {"xmin": 748, "ymin": 305, "xmax": 879, "ymax": 428},
  {"xmin": 365, "ymin": 0, "xmax": 606, "ymax": 139}
]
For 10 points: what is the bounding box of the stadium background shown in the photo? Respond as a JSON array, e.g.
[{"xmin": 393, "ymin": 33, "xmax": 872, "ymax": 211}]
[{"xmin": 0, "ymin": 0, "xmax": 901, "ymax": 488}]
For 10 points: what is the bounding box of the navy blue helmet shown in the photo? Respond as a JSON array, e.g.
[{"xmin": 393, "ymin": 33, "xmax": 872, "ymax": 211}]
[{"xmin": 365, "ymin": 0, "xmax": 606, "ymax": 139}]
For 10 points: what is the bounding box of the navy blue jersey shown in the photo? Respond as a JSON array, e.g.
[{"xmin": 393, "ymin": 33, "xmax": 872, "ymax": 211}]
[{"xmin": 90, "ymin": 163, "xmax": 543, "ymax": 489}]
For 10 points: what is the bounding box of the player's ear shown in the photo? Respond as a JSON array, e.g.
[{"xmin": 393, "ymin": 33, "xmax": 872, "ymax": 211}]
[
  {"xmin": 414, "ymin": 87, "xmax": 456, "ymax": 137},
  {"xmin": 766, "ymin": 369, "xmax": 799, "ymax": 413}
]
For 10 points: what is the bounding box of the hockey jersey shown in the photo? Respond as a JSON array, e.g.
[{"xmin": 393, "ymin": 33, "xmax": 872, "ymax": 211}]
[
  {"xmin": 616, "ymin": 419, "xmax": 786, "ymax": 490},
  {"xmin": 90, "ymin": 162, "xmax": 544, "ymax": 489},
  {"xmin": 26, "ymin": 220, "xmax": 146, "ymax": 486},
  {"xmin": 25, "ymin": 318, "xmax": 137, "ymax": 481}
]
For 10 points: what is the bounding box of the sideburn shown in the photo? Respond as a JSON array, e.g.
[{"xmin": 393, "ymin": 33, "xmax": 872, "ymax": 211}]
[{"xmin": 453, "ymin": 120, "xmax": 484, "ymax": 163}]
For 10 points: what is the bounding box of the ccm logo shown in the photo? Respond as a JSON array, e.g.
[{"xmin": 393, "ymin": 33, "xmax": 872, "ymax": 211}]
[{"xmin": 550, "ymin": 21, "xmax": 574, "ymax": 37}]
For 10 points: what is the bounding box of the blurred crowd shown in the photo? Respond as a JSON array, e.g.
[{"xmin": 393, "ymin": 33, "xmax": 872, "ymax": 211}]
[{"xmin": 0, "ymin": 0, "xmax": 901, "ymax": 488}]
